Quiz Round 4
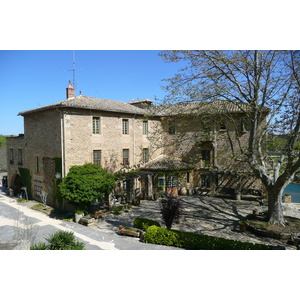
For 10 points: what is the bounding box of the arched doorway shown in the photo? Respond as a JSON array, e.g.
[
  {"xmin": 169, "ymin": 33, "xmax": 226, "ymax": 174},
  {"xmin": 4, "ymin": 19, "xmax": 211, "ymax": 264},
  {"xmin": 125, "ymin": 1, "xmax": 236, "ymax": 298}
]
[{"xmin": 10, "ymin": 173, "xmax": 24, "ymax": 196}]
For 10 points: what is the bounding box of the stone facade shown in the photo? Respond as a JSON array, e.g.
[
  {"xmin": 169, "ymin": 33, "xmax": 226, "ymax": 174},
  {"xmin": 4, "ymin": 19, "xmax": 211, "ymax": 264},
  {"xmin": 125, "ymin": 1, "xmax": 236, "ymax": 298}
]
[
  {"xmin": 6, "ymin": 88, "xmax": 266, "ymax": 206},
  {"xmin": 6, "ymin": 95, "xmax": 163, "ymax": 205}
]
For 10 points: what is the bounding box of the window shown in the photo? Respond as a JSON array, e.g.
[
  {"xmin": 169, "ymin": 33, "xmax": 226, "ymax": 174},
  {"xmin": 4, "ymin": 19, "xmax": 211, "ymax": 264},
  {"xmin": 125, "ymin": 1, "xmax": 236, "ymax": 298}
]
[
  {"xmin": 18, "ymin": 149, "xmax": 23, "ymax": 165},
  {"xmin": 158, "ymin": 177, "xmax": 165, "ymax": 188},
  {"xmin": 240, "ymin": 118, "xmax": 248, "ymax": 133},
  {"xmin": 93, "ymin": 150, "xmax": 101, "ymax": 166},
  {"xmin": 166, "ymin": 175, "xmax": 178, "ymax": 188},
  {"xmin": 201, "ymin": 150, "xmax": 211, "ymax": 168},
  {"xmin": 123, "ymin": 149, "xmax": 129, "ymax": 165},
  {"xmin": 168, "ymin": 119, "xmax": 176, "ymax": 135},
  {"xmin": 36, "ymin": 157, "xmax": 40, "ymax": 173},
  {"xmin": 219, "ymin": 123, "xmax": 226, "ymax": 131},
  {"xmin": 9, "ymin": 148, "xmax": 14, "ymax": 164},
  {"xmin": 186, "ymin": 172, "xmax": 190, "ymax": 184},
  {"xmin": 34, "ymin": 179, "xmax": 43, "ymax": 197},
  {"xmin": 122, "ymin": 119, "xmax": 129, "ymax": 135},
  {"xmin": 142, "ymin": 120, "xmax": 148, "ymax": 135},
  {"xmin": 142, "ymin": 148, "xmax": 149, "ymax": 164},
  {"xmin": 93, "ymin": 117, "xmax": 100, "ymax": 134},
  {"xmin": 201, "ymin": 174, "xmax": 211, "ymax": 188}
]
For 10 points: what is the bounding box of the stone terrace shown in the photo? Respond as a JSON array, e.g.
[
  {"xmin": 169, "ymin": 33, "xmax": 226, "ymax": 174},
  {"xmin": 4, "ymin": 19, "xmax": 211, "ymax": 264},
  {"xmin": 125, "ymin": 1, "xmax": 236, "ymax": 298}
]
[{"xmin": 95, "ymin": 196, "xmax": 300, "ymax": 249}]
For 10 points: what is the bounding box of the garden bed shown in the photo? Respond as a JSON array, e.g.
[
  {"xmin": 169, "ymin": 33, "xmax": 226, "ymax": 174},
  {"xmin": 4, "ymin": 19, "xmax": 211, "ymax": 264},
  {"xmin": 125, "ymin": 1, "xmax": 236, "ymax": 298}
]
[{"xmin": 243, "ymin": 213, "xmax": 300, "ymax": 242}]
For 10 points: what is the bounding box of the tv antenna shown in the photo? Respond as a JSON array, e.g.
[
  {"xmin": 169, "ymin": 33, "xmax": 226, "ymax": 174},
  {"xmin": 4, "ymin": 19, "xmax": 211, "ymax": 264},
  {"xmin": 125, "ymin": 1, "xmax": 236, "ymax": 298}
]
[{"xmin": 65, "ymin": 50, "xmax": 84, "ymax": 94}]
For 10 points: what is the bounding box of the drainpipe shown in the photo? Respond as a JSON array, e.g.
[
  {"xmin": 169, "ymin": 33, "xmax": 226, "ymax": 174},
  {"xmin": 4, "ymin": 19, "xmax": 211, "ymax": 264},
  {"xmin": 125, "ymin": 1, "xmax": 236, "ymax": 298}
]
[
  {"xmin": 60, "ymin": 110, "xmax": 65, "ymax": 178},
  {"xmin": 132, "ymin": 114, "xmax": 137, "ymax": 166}
]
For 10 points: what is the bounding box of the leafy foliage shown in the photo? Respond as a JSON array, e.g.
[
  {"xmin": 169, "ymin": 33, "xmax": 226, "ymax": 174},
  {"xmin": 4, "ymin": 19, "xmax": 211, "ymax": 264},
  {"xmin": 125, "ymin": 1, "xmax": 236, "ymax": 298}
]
[
  {"xmin": 58, "ymin": 164, "xmax": 115, "ymax": 209},
  {"xmin": 31, "ymin": 230, "xmax": 85, "ymax": 250},
  {"xmin": 133, "ymin": 217, "xmax": 161, "ymax": 230},
  {"xmin": 144, "ymin": 226, "xmax": 273, "ymax": 250},
  {"xmin": 0, "ymin": 135, "xmax": 6, "ymax": 147},
  {"xmin": 159, "ymin": 196, "xmax": 183, "ymax": 229},
  {"xmin": 18, "ymin": 167, "xmax": 32, "ymax": 199}
]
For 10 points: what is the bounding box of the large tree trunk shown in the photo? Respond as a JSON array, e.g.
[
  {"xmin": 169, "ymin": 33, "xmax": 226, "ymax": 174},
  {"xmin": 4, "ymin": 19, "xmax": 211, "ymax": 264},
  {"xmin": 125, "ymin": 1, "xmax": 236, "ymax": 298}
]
[{"xmin": 267, "ymin": 187, "xmax": 286, "ymax": 226}]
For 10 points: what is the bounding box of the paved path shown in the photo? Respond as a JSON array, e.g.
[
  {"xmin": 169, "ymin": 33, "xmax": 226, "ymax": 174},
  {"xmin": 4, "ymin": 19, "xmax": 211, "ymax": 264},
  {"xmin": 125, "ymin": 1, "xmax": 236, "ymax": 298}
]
[
  {"xmin": 96, "ymin": 195, "xmax": 300, "ymax": 248},
  {"xmin": 2, "ymin": 174, "xmax": 300, "ymax": 249},
  {"xmin": 0, "ymin": 189, "xmax": 180, "ymax": 250}
]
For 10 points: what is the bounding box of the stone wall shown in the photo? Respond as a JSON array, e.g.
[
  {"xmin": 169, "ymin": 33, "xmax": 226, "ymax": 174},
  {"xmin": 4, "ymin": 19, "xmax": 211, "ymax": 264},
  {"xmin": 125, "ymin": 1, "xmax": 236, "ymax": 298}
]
[
  {"xmin": 6, "ymin": 135, "xmax": 26, "ymax": 188},
  {"xmin": 157, "ymin": 112, "xmax": 267, "ymax": 193},
  {"xmin": 63, "ymin": 108, "xmax": 163, "ymax": 174}
]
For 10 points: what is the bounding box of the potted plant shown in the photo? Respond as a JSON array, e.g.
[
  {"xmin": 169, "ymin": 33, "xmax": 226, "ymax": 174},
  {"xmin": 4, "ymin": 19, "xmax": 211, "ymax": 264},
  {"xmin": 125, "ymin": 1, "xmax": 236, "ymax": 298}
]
[
  {"xmin": 284, "ymin": 193, "xmax": 292, "ymax": 203},
  {"xmin": 74, "ymin": 209, "xmax": 84, "ymax": 223}
]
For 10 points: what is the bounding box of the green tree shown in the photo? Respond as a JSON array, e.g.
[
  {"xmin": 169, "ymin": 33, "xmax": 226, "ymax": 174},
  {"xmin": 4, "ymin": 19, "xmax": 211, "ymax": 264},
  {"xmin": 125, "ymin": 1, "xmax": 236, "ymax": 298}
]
[
  {"xmin": 0, "ymin": 135, "xmax": 6, "ymax": 147},
  {"xmin": 159, "ymin": 50, "xmax": 300, "ymax": 226},
  {"xmin": 58, "ymin": 164, "xmax": 115, "ymax": 210}
]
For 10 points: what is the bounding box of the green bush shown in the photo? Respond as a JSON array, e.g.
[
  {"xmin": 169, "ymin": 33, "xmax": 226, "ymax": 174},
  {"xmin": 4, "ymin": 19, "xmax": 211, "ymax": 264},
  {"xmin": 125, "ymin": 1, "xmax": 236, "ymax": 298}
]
[
  {"xmin": 144, "ymin": 226, "xmax": 273, "ymax": 250},
  {"xmin": 31, "ymin": 230, "xmax": 85, "ymax": 250},
  {"xmin": 31, "ymin": 243, "xmax": 48, "ymax": 250},
  {"xmin": 133, "ymin": 218, "xmax": 161, "ymax": 230},
  {"xmin": 160, "ymin": 196, "xmax": 183, "ymax": 229},
  {"xmin": 58, "ymin": 164, "xmax": 116, "ymax": 210},
  {"xmin": 111, "ymin": 206, "xmax": 123, "ymax": 214}
]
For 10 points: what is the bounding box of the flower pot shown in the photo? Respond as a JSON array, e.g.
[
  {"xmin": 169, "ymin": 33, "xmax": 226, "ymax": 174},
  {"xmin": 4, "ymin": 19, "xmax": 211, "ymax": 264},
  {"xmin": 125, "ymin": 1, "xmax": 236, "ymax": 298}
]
[
  {"xmin": 179, "ymin": 187, "xmax": 187, "ymax": 196},
  {"xmin": 75, "ymin": 213, "xmax": 84, "ymax": 223}
]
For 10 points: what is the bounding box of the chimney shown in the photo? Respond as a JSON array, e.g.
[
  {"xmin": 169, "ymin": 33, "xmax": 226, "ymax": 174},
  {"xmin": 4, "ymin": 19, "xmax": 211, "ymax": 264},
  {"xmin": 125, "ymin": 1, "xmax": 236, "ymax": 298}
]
[
  {"xmin": 66, "ymin": 80, "xmax": 75, "ymax": 99},
  {"xmin": 129, "ymin": 99, "xmax": 153, "ymax": 109}
]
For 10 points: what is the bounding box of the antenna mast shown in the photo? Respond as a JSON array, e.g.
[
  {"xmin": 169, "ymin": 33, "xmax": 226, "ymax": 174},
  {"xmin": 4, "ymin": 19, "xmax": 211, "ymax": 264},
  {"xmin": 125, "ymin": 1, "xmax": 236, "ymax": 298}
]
[
  {"xmin": 66, "ymin": 50, "xmax": 83, "ymax": 95},
  {"xmin": 72, "ymin": 50, "xmax": 76, "ymax": 89}
]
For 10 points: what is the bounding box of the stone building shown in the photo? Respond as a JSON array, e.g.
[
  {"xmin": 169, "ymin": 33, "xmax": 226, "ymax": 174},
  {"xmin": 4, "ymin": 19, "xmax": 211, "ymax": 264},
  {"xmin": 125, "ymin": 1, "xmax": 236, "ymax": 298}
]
[
  {"xmin": 6, "ymin": 83, "xmax": 163, "ymax": 205},
  {"xmin": 6, "ymin": 83, "xmax": 267, "ymax": 207}
]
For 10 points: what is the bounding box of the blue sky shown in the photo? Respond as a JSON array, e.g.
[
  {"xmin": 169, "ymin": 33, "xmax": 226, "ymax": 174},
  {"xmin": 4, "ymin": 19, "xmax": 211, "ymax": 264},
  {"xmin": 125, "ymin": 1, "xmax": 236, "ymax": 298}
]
[{"xmin": 0, "ymin": 50, "xmax": 187, "ymax": 135}]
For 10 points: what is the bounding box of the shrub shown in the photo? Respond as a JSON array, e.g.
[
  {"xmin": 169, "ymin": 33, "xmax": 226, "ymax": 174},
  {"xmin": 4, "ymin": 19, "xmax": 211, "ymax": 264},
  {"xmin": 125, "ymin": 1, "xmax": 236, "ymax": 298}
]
[
  {"xmin": 31, "ymin": 230, "xmax": 85, "ymax": 250},
  {"xmin": 133, "ymin": 217, "xmax": 161, "ymax": 230},
  {"xmin": 111, "ymin": 206, "xmax": 123, "ymax": 214},
  {"xmin": 31, "ymin": 243, "xmax": 48, "ymax": 250},
  {"xmin": 159, "ymin": 196, "xmax": 183, "ymax": 229},
  {"xmin": 58, "ymin": 164, "xmax": 116, "ymax": 210},
  {"xmin": 144, "ymin": 226, "xmax": 273, "ymax": 250}
]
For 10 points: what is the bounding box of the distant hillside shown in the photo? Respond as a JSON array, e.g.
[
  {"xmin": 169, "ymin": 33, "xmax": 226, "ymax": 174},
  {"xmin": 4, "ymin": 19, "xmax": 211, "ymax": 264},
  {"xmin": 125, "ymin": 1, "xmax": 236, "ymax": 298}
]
[
  {"xmin": 0, "ymin": 135, "xmax": 6, "ymax": 147},
  {"xmin": 0, "ymin": 135, "xmax": 7, "ymax": 171}
]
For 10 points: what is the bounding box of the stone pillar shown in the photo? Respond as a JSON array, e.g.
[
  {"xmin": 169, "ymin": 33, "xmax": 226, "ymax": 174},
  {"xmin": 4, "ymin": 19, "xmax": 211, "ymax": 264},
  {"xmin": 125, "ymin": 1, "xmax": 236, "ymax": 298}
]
[{"xmin": 147, "ymin": 174, "xmax": 153, "ymax": 200}]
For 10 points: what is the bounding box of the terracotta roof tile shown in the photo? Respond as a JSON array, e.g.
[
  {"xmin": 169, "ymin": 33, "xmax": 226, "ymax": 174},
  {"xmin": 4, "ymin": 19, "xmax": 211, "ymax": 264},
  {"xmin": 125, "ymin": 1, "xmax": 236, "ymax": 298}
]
[{"xmin": 18, "ymin": 95, "xmax": 149, "ymax": 116}]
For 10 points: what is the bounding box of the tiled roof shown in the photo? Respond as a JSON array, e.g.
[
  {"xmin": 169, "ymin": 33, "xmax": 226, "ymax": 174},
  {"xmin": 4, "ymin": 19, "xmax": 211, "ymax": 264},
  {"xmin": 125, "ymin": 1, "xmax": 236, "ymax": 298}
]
[
  {"xmin": 152, "ymin": 100, "xmax": 270, "ymax": 116},
  {"xmin": 18, "ymin": 95, "xmax": 150, "ymax": 116}
]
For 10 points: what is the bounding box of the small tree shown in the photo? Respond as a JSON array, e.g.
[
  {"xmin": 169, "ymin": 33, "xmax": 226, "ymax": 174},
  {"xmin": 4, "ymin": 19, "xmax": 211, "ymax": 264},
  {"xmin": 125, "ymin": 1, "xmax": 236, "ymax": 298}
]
[
  {"xmin": 160, "ymin": 196, "xmax": 183, "ymax": 230},
  {"xmin": 58, "ymin": 164, "xmax": 115, "ymax": 211}
]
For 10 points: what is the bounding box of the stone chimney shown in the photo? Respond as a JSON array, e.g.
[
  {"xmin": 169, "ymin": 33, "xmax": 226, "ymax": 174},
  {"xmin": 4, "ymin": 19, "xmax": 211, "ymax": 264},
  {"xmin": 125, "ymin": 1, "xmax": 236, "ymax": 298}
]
[
  {"xmin": 129, "ymin": 99, "xmax": 153, "ymax": 108},
  {"xmin": 66, "ymin": 81, "xmax": 75, "ymax": 99}
]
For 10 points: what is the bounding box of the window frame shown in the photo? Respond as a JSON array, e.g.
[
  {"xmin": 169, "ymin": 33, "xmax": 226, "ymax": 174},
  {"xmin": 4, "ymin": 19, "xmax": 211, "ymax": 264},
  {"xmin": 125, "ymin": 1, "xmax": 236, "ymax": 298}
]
[
  {"xmin": 18, "ymin": 149, "xmax": 23, "ymax": 165},
  {"xmin": 142, "ymin": 148, "xmax": 149, "ymax": 164},
  {"xmin": 36, "ymin": 157, "xmax": 40, "ymax": 173},
  {"xmin": 92, "ymin": 116, "xmax": 101, "ymax": 134},
  {"xmin": 9, "ymin": 148, "xmax": 14, "ymax": 164},
  {"xmin": 142, "ymin": 120, "xmax": 148, "ymax": 135},
  {"xmin": 93, "ymin": 150, "xmax": 101, "ymax": 166},
  {"xmin": 122, "ymin": 119, "xmax": 129, "ymax": 135},
  {"xmin": 168, "ymin": 119, "xmax": 176, "ymax": 135},
  {"xmin": 122, "ymin": 149, "xmax": 129, "ymax": 165}
]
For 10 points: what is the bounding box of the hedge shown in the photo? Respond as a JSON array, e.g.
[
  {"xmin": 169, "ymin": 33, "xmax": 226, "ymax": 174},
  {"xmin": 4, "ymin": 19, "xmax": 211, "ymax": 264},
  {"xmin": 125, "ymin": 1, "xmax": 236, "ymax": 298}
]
[
  {"xmin": 133, "ymin": 218, "xmax": 161, "ymax": 230},
  {"xmin": 143, "ymin": 226, "xmax": 273, "ymax": 250}
]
